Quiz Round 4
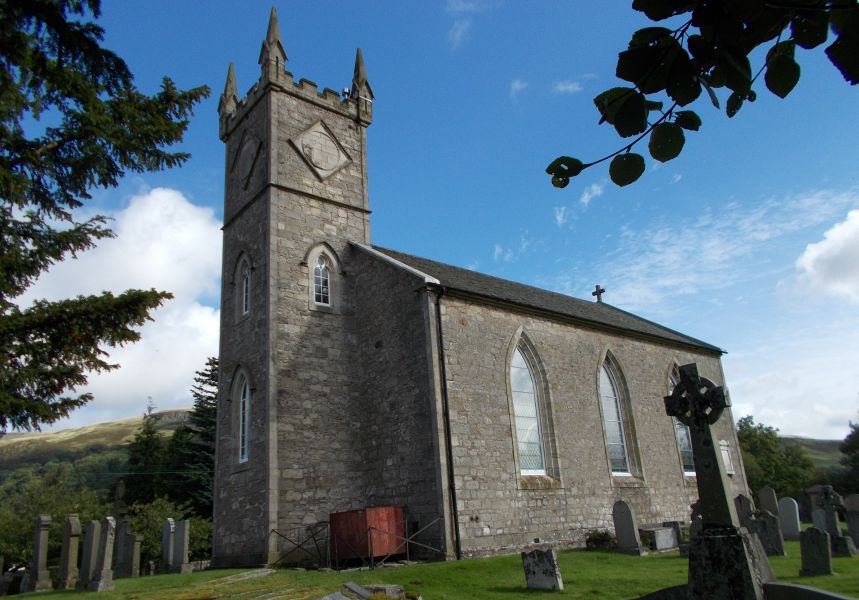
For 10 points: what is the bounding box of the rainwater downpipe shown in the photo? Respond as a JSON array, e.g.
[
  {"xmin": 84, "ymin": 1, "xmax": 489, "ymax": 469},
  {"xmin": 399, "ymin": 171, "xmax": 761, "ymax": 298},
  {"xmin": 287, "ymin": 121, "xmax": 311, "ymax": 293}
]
[{"xmin": 433, "ymin": 284, "xmax": 462, "ymax": 560}]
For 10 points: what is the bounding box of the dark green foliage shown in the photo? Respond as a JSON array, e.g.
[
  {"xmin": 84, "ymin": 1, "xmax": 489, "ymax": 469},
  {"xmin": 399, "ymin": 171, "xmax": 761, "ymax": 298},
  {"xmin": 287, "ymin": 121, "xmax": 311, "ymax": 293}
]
[
  {"xmin": 546, "ymin": 1, "xmax": 858, "ymax": 189},
  {"xmin": 585, "ymin": 529, "xmax": 618, "ymax": 551},
  {"xmin": 0, "ymin": 462, "xmax": 107, "ymax": 564},
  {"xmin": 609, "ymin": 153, "xmax": 646, "ymax": 186},
  {"xmin": 838, "ymin": 421, "xmax": 859, "ymax": 493},
  {"xmin": 0, "ymin": 0, "xmax": 209, "ymax": 431},
  {"xmin": 125, "ymin": 401, "xmax": 165, "ymax": 506},
  {"xmin": 736, "ymin": 415, "xmax": 815, "ymax": 499}
]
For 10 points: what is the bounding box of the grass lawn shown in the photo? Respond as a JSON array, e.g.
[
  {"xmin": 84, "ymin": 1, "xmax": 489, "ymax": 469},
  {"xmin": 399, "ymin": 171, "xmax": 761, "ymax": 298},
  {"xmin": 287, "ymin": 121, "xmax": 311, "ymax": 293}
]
[{"xmin": 22, "ymin": 540, "xmax": 859, "ymax": 599}]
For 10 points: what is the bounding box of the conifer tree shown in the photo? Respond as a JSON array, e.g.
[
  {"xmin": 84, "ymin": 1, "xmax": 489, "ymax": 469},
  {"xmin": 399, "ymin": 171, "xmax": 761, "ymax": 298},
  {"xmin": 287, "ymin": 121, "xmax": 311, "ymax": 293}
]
[
  {"xmin": 125, "ymin": 401, "xmax": 166, "ymax": 506},
  {"xmin": 0, "ymin": 0, "xmax": 209, "ymax": 432}
]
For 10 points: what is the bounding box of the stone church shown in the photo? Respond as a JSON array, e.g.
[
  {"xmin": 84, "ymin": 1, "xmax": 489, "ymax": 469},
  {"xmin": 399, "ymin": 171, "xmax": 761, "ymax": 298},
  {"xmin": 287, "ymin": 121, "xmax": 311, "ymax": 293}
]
[{"xmin": 212, "ymin": 9, "xmax": 749, "ymax": 567}]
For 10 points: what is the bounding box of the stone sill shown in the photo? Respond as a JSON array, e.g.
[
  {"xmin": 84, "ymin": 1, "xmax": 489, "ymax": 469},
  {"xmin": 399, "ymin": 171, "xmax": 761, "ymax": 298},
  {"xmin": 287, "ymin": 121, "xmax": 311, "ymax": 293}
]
[{"xmin": 519, "ymin": 475, "xmax": 563, "ymax": 490}]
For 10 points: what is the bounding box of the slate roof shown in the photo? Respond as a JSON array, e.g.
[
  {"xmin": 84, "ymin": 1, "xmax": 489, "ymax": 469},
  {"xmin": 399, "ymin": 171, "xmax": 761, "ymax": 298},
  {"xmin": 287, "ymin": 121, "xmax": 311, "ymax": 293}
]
[{"xmin": 372, "ymin": 246, "xmax": 723, "ymax": 355}]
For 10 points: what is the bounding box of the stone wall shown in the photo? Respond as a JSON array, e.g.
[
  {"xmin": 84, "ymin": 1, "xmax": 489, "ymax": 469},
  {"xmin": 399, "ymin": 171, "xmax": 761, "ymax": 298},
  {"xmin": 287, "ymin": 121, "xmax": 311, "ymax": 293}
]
[{"xmin": 437, "ymin": 294, "xmax": 747, "ymax": 556}]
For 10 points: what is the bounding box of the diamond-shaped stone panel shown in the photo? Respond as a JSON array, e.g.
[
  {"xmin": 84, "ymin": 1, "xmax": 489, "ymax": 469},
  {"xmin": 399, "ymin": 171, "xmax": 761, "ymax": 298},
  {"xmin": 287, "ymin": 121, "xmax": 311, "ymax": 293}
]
[{"xmin": 290, "ymin": 121, "xmax": 351, "ymax": 181}]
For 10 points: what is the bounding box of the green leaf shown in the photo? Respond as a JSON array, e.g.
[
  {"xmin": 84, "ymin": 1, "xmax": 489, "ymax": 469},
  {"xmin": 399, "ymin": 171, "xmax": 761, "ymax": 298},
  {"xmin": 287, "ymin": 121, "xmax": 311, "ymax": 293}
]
[
  {"xmin": 632, "ymin": 0, "xmax": 696, "ymax": 21},
  {"xmin": 791, "ymin": 12, "xmax": 829, "ymax": 50},
  {"xmin": 701, "ymin": 78, "xmax": 720, "ymax": 109},
  {"xmin": 766, "ymin": 40, "xmax": 796, "ymax": 62},
  {"xmin": 629, "ymin": 27, "xmax": 673, "ymax": 48},
  {"xmin": 726, "ymin": 92, "xmax": 744, "ymax": 118},
  {"xmin": 765, "ymin": 54, "xmax": 800, "ymax": 99},
  {"xmin": 646, "ymin": 100, "xmax": 664, "ymax": 113},
  {"xmin": 612, "ymin": 91, "xmax": 649, "ymax": 138},
  {"xmin": 616, "ymin": 42, "xmax": 680, "ymax": 94},
  {"xmin": 716, "ymin": 46, "xmax": 752, "ymax": 93},
  {"xmin": 674, "ymin": 110, "xmax": 701, "ymax": 131},
  {"xmin": 825, "ymin": 31, "xmax": 859, "ymax": 85},
  {"xmin": 687, "ymin": 35, "xmax": 715, "ymax": 64},
  {"xmin": 666, "ymin": 49, "xmax": 701, "ymax": 106},
  {"xmin": 546, "ymin": 157, "xmax": 584, "ymax": 188},
  {"xmin": 609, "ymin": 153, "xmax": 646, "ymax": 187},
  {"xmin": 593, "ymin": 87, "xmax": 634, "ymax": 124},
  {"xmin": 648, "ymin": 123, "xmax": 685, "ymax": 162}
]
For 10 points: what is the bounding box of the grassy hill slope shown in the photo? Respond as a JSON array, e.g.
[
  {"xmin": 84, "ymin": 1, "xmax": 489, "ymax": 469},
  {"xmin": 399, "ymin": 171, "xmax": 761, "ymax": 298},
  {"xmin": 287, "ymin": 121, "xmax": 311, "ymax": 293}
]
[
  {"xmin": 782, "ymin": 436, "xmax": 842, "ymax": 470},
  {"xmin": 0, "ymin": 409, "xmax": 189, "ymax": 471}
]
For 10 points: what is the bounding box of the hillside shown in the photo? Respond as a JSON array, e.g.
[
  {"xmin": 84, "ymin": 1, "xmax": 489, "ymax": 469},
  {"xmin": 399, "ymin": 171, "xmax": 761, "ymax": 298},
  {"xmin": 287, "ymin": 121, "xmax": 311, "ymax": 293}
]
[
  {"xmin": 0, "ymin": 409, "xmax": 190, "ymax": 471},
  {"xmin": 782, "ymin": 436, "xmax": 843, "ymax": 470}
]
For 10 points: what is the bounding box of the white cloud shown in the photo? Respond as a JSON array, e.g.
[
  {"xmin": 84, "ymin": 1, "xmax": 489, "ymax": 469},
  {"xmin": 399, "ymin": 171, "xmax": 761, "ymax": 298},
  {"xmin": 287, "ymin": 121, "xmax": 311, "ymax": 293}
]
[
  {"xmin": 554, "ymin": 80, "xmax": 583, "ymax": 95},
  {"xmin": 554, "ymin": 206, "xmax": 568, "ymax": 227},
  {"xmin": 23, "ymin": 187, "xmax": 223, "ymax": 429},
  {"xmin": 509, "ymin": 79, "xmax": 528, "ymax": 101},
  {"xmin": 446, "ymin": 0, "xmax": 483, "ymax": 13},
  {"xmin": 671, "ymin": 173, "xmax": 682, "ymax": 184},
  {"xmin": 795, "ymin": 209, "xmax": 859, "ymax": 303},
  {"xmin": 579, "ymin": 182, "xmax": 605, "ymax": 206},
  {"xmin": 593, "ymin": 189, "xmax": 859, "ymax": 314},
  {"xmin": 448, "ymin": 19, "xmax": 471, "ymax": 49},
  {"xmin": 493, "ymin": 243, "xmax": 513, "ymax": 262}
]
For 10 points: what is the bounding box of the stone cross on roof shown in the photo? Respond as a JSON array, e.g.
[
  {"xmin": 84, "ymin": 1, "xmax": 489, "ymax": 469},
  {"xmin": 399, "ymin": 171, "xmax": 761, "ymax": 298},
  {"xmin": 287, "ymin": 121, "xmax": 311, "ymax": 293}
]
[{"xmin": 592, "ymin": 284, "xmax": 606, "ymax": 303}]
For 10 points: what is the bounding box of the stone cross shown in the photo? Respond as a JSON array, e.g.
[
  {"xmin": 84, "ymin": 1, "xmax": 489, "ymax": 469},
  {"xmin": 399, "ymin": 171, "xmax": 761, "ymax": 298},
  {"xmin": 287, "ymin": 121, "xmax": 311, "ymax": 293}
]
[
  {"xmin": 58, "ymin": 514, "xmax": 82, "ymax": 589},
  {"xmin": 29, "ymin": 515, "xmax": 52, "ymax": 592},
  {"xmin": 592, "ymin": 285, "xmax": 606, "ymax": 303},
  {"xmin": 665, "ymin": 363, "xmax": 774, "ymax": 599},
  {"xmin": 664, "ymin": 363, "xmax": 738, "ymax": 529},
  {"xmin": 88, "ymin": 516, "xmax": 115, "ymax": 592},
  {"xmin": 818, "ymin": 485, "xmax": 844, "ymax": 538}
]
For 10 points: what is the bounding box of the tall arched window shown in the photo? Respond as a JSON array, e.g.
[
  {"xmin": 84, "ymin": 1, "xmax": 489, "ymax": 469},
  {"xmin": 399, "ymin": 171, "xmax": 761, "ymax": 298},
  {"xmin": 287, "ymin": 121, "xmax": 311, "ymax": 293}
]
[
  {"xmin": 241, "ymin": 263, "xmax": 251, "ymax": 315},
  {"xmin": 510, "ymin": 346, "xmax": 544, "ymax": 474},
  {"xmin": 669, "ymin": 366, "xmax": 695, "ymax": 474},
  {"xmin": 313, "ymin": 255, "xmax": 330, "ymax": 305},
  {"xmin": 237, "ymin": 374, "xmax": 250, "ymax": 463},
  {"xmin": 599, "ymin": 356, "xmax": 633, "ymax": 474}
]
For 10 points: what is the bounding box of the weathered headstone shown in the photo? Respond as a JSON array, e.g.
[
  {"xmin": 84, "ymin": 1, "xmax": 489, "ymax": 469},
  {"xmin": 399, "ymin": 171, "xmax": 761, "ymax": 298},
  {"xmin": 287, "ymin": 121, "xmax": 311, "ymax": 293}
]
[
  {"xmin": 521, "ymin": 547, "xmax": 563, "ymax": 591},
  {"xmin": 750, "ymin": 510, "xmax": 786, "ymax": 557},
  {"xmin": 172, "ymin": 519, "xmax": 191, "ymax": 574},
  {"xmin": 818, "ymin": 485, "xmax": 857, "ymax": 557},
  {"xmin": 77, "ymin": 519, "xmax": 101, "ymax": 590},
  {"xmin": 129, "ymin": 533, "xmax": 142, "ymax": 577},
  {"xmin": 758, "ymin": 486, "xmax": 779, "ymax": 518},
  {"xmin": 664, "ymin": 363, "xmax": 774, "ymax": 599},
  {"xmin": 778, "ymin": 497, "xmax": 801, "ymax": 541},
  {"xmin": 28, "ymin": 515, "xmax": 52, "ymax": 592},
  {"xmin": 161, "ymin": 517, "xmax": 175, "ymax": 573},
  {"xmin": 812, "ymin": 508, "xmax": 827, "ymax": 531},
  {"xmin": 113, "ymin": 520, "xmax": 131, "ymax": 578},
  {"xmin": 639, "ymin": 525, "xmax": 677, "ymax": 550},
  {"xmin": 612, "ymin": 500, "xmax": 647, "ymax": 555},
  {"xmin": 845, "ymin": 493, "xmax": 859, "ymax": 547},
  {"xmin": 800, "ymin": 527, "xmax": 833, "ymax": 577},
  {"xmin": 88, "ymin": 516, "xmax": 115, "ymax": 591},
  {"xmin": 57, "ymin": 514, "xmax": 82, "ymax": 589},
  {"xmin": 734, "ymin": 494, "xmax": 755, "ymax": 528}
]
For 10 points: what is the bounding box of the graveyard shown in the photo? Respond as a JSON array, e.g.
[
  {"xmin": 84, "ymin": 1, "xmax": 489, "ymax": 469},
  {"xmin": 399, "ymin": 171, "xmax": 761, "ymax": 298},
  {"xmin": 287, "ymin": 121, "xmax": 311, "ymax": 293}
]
[{"xmin": 3, "ymin": 539, "xmax": 859, "ymax": 600}]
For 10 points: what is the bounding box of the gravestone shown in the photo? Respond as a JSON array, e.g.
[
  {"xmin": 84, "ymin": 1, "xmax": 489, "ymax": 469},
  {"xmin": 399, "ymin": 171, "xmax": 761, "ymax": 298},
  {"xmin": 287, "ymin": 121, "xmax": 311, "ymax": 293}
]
[
  {"xmin": 172, "ymin": 519, "xmax": 192, "ymax": 574},
  {"xmin": 758, "ymin": 486, "xmax": 779, "ymax": 518},
  {"xmin": 778, "ymin": 497, "xmax": 801, "ymax": 541},
  {"xmin": 639, "ymin": 525, "xmax": 677, "ymax": 550},
  {"xmin": 57, "ymin": 514, "xmax": 82, "ymax": 589},
  {"xmin": 113, "ymin": 520, "xmax": 130, "ymax": 578},
  {"xmin": 664, "ymin": 363, "xmax": 774, "ymax": 599},
  {"xmin": 521, "ymin": 547, "xmax": 563, "ymax": 591},
  {"xmin": 88, "ymin": 516, "xmax": 115, "ymax": 591},
  {"xmin": 78, "ymin": 519, "xmax": 101, "ymax": 589},
  {"xmin": 844, "ymin": 493, "xmax": 859, "ymax": 547},
  {"xmin": 800, "ymin": 527, "xmax": 832, "ymax": 577},
  {"xmin": 29, "ymin": 515, "xmax": 52, "ymax": 592},
  {"xmin": 129, "ymin": 533, "xmax": 142, "ymax": 577},
  {"xmin": 161, "ymin": 517, "xmax": 175, "ymax": 573},
  {"xmin": 812, "ymin": 508, "xmax": 827, "ymax": 531},
  {"xmin": 734, "ymin": 494, "xmax": 755, "ymax": 527},
  {"xmin": 818, "ymin": 485, "xmax": 857, "ymax": 557},
  {"xmin": 750, "ymin": 510, "xmax": 786, "ymax": 557},
  {"xmin": 612, "ymin": 500, "xmax": 647, "ymax": 555}
]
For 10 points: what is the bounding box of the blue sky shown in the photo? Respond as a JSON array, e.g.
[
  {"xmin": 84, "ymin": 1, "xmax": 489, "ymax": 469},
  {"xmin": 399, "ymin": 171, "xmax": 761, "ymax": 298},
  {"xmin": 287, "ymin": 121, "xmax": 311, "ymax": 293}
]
[{"xmin": 24, "ymin": 2, "xmax": 859, "ymax": 439}]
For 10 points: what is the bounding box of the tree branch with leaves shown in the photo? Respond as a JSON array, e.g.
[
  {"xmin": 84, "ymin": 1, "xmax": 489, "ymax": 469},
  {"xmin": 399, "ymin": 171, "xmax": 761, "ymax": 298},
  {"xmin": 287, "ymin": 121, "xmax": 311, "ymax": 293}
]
[
  {"xmin": 0, "ymin": 0, "xmax": 210, "ymax": 431},
  {"xmin": 546, "ymin": 0, "xmax": 859, "ymax": 188}
]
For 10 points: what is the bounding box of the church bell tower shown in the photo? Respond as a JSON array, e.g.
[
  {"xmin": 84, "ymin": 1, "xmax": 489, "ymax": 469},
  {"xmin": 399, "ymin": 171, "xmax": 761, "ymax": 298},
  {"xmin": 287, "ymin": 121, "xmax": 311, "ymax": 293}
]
[{"xmin": 213, "ymin": 7, "xmax": 374, "ymax": 566}]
